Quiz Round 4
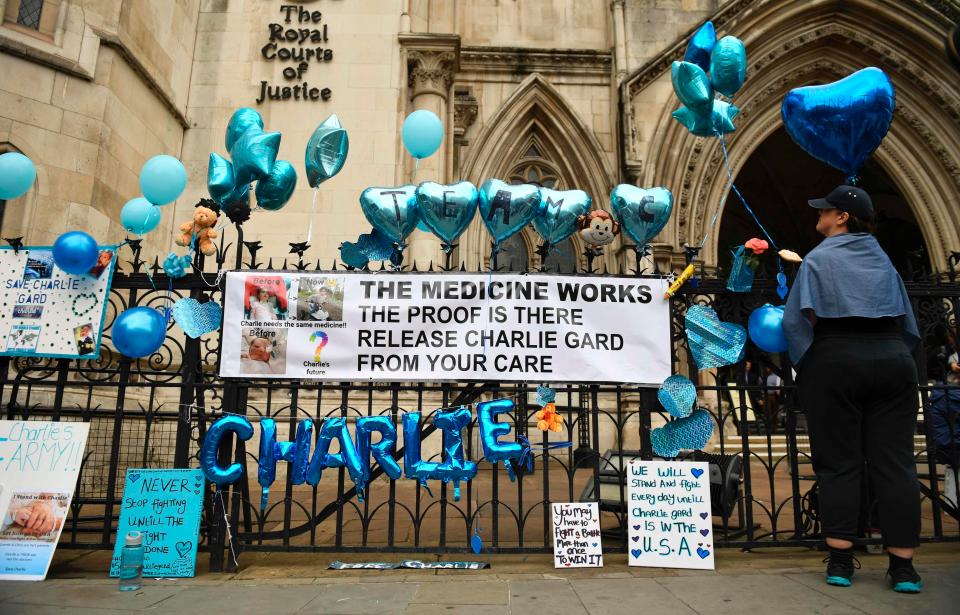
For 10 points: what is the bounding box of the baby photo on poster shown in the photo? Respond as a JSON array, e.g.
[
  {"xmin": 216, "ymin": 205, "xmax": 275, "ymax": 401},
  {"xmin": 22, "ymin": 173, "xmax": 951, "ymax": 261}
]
[{"xmin": 239, "ymin": 328, "xmax": 287, "ymax": 375}]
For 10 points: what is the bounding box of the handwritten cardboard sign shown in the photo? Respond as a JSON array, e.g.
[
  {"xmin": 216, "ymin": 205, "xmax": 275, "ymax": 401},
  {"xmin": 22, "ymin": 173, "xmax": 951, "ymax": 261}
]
[
  {"xmin": 627, "ymin": 460, "xmax": 714, "ymax": 570},
  {"xmin": 552, "ymin": 502, "xmax": 603, "ymax": 568},
  {"xmin": 109, "ymin": 469, "xmax": 205, "ymax": 578}
]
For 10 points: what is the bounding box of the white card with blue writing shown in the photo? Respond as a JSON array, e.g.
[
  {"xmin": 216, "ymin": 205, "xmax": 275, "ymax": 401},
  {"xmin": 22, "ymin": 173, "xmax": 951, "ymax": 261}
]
[
  {"xmin": 552, "ymin": 502, "xmax": 603, "ymax": 568},
  {"xmin": 627, "ymin": 460, "xmax": 714, "ymax": 570}
]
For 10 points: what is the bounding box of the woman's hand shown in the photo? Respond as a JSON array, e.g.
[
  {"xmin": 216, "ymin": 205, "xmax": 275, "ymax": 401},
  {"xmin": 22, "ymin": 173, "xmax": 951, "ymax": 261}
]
[{"xmin": 25, "ymin": 500, "xmax": 55, "ymax": 535}]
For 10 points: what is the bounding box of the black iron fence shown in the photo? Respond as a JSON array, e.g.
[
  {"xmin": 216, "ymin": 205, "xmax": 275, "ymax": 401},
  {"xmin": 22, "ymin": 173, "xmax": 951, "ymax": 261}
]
[{"xmin": 1, "ymin": 239, "xmax": 958, "ymax": 572}]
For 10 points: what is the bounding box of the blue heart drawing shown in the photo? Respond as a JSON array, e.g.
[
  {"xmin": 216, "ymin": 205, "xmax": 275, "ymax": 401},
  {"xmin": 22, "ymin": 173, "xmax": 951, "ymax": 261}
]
[
  {"xmin": 128, "ymin": 472, "xmax": 141, "ymax": 483},
  {"xmin": 630, "ymin": 549, "xmax": 643, "ymax": 558},
  {"xmin": 700, "ymin": 512, "xmax": 709, "ymax": 519},
  {"xmin": 700, "ymin": 529, "xmax": 710, "ymax": 536},
  {"xmin": 658, "ymin": 375, "xmax": 697, "ymax": 418},
  {"xmin": 696, "ymin": 547, "xmax": 711, "ymax": 559},
  {"xmin": 631, "ymin": 535, "xmax": 640, "ymax": 542},
  {"xmin": 691, "ymin": 468, "xmax": 704, "ymax": 478},
  {"xmin": 591, "ymin": 543, "xmax": 599, "ymax": 548},
  {"xmin": 175, "ymin": 540, "xmax": 192, "ymax": 559},
  {"xmin": 172, "ymin": 298, "xmax": 223, "ymax": 339},
  {"xmin": 781, "ymin": 67, "xmax": 894, "ymax": 177},
  {"xmin": 632, "ymin": 524, "xmax": 642, "ymax": 531}
]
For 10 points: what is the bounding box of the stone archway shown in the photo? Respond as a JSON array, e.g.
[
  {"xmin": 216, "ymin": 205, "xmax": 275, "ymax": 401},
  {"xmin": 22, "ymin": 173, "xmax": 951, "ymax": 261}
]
[
  {"xmin": 625, "ymin": 0, "xmax": 960, "ymax": 272},
  {"xmin": 459, "ymin": 74, "xmax": 617, "ymax": 270}
]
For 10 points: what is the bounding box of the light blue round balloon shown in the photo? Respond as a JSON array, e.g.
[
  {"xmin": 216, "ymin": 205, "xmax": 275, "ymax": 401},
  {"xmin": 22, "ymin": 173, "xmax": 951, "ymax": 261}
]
[
  {"xmin": 0, "ymin": 152, "xmax": 36, "ymax": 199},
  {"xmin": 709, "ymin": 36, "xmax": 747, "ymax": 97},
  {"xmin": 121, "ymin": 197, "xmax": 162, "ymax": 235},
  {"xmin": 140, "ymin": 155, "xmax": 187, "ymax": 205},
  {"xmin": 52, "ymin": 231, "xmax": 100, "ymax": 275},
  {"xmin": 112, "ymin": 307, "xmax": 167, "ymax": 359},
  {"xmin": 402, "ymin": 110, "xmax": 444, "ymax": 159}
]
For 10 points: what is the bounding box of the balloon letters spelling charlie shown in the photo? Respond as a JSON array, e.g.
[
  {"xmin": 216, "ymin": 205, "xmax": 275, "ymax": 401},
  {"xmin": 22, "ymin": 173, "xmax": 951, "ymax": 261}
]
[{"xmin": 200, "ymin": 401, "xmax": 525, "ymax": 501}]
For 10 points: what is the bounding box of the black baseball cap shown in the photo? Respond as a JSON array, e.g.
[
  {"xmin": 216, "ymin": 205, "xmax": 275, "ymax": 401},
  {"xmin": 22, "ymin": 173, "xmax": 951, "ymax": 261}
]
[{"xmin": 808, "ymin": 185, "xmax": 874, "ymax": 220}]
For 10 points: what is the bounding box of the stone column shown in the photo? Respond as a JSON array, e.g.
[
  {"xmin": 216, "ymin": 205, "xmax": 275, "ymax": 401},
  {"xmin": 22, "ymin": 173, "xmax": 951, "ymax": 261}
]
[
  {"xmin": 611, "ymin": 0, "xmax": 628, "ymax": 83},
  {"xmin": 399, "ymin": 33, "xmax": 460, "ymax": 268}
]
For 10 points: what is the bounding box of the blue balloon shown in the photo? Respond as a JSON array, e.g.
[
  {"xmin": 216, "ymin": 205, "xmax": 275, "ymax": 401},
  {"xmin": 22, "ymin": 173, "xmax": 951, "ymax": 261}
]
[
  {"xmin": 231, "ymin": 130, "xmax": 281, "ymax": 186},
  {"xmin": 225, "ymin": 107, "xmax": 264, "ymax": 151},
  {"xmin": 53, "ymin": 231, "xmax": 100, "ymax": 275},
  {"xmin": 532, "ymin": 188, "xmax": 592, "ymax": 246},
  {"xmin": 140, "ymin": 155, "xmax": 187, "ymax": 206},
  {"xmin": 121, "ymin": 197, "xmax": 161, "ymax": 235},
  {"xmin": 307, "ymin": 417, "xmax": 367, "ymax": 500},
  {"xmin": 356, "ymin": 416, "xmax": 402, "ymax": 482},
  {"xmin": 258, "ymin": 418, "xmax": 280, "ymax": 510},
  {"xmin": 781, "ymin": 67, "xmax": 895, "ymax": 177},
  {"xmin": 609, "ymin": 185, "xmax": 673, "ymax": 246},
  {"xmin": 0, "ymin": 152, "xmax": 36, "ymax": 199},
  {"xmin": 477, "ymin": 399, "xmax": 522, "ymax": 464},
  {"xmin": 402, "ymin": 110, "xmax": 444, "ymax": 159},
  {"xmin": 671, "ymin": 61, "xmax": 713, "ymax": 112},
  {"xmin": 684, "ymin": 21, "xmax": 716, "ymax": 72},
  {"xmin": 478, "ymin": 179, "xmax": 543, "ymax": 246},
  {"xmin": 403, "ymin": 412, "xmax": 438, "ymax": 490},
  {"xmin": 432, "ymin": 407, "xmax": 478, "ymax": 501},
  {"xmin": 112, "ymin": 306, "xmax": 167, "ymax": 359},
  {"xmin": 672, "ymin": 99, "xmax": 739, "ymax": 137},
  {"xmin": 709, "ymin": 36, "xmax": 747, "ymax": 97},
  {"xmin": 415, "ymin": 181, "xmax": 478, "ymax": 249},
  {"xmin": 748, "ymin": 303, "xmax": 788, "ymax": 353},
  {"xmin": 207, "ymin": 153, "xmax": 236, "ymax": 204},
  {"xmin": 255, "ymin": 160, "xmax": 297, "ymax": 211},
  {"xmin": 359, "ymin": 185, "xmax": 420, "ymax": 246},
  {"xmin": 305, "ymin": 114, "xmax": 349, "ymax": 188},
  {"xmin": 200, "ymin": 415, "xmax": 254, "ymax": 487}
]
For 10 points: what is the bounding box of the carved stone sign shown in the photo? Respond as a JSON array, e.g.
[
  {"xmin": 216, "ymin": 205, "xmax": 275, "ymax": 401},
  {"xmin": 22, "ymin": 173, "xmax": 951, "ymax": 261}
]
[{"xmin": 257, "ymin": 3, "xmax": 335, "ymax": 104}]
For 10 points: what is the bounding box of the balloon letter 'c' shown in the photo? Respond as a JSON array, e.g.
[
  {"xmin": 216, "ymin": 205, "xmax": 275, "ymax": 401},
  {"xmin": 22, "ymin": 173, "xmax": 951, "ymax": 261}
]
[{"xmin": 200, "ymin": 415, "xmax": 254, "ymax": 487}]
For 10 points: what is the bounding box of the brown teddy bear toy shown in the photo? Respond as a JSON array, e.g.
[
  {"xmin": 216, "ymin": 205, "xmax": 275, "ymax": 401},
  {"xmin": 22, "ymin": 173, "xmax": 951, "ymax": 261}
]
[{"xmin": 176, "ymin": 202, "xmax": 219, "ymax": 255}]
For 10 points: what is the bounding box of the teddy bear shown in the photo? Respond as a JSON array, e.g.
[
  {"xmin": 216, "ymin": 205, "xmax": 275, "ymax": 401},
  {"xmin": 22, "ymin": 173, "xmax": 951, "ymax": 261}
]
[
  {"xmin": 536, "ymin": 401, "xmax": 564, "ymax": 433},
  {"xmin": 176, "ymin": 204, "xmax": 219, "ymax": 255}
]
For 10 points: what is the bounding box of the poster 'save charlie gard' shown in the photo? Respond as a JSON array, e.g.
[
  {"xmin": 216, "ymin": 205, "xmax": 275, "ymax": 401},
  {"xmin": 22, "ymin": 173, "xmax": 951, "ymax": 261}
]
[
  {"xmin": 219, "ymin": 272, "xmax": 671, "ymax": 383},
  {"xmin": 0, "ymin": 246, "xmax": 116, "ymax": 359},
  {"xmin": 0, "ymin": 421, "xmax": 90, "ymax": 581}
]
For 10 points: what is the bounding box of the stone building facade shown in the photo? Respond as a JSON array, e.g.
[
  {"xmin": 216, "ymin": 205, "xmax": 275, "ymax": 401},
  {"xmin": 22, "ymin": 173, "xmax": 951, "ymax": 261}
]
[{"xmin": 1, "ymin": 0, "xmax": 958, "ymax": 273}]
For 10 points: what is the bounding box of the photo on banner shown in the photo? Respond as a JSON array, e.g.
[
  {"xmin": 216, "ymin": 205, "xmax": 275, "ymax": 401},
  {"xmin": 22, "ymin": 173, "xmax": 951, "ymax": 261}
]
[
  {"xmin": 0, "ymin": 246, "xmax": 116, "ymax": 359},
  {"xmin": 0, "ymin": 421, "xmax": 90, "ymax": 580},
  {"xmin": 220, "ymin": 272, "xmax": 671, "ymax": 383}
]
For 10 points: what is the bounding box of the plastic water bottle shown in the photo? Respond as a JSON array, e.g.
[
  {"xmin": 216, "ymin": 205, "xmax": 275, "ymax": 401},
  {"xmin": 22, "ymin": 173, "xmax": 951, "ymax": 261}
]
[{"xmin": 118, "ymin": 530, "xmax": 144, "ymax": 591}]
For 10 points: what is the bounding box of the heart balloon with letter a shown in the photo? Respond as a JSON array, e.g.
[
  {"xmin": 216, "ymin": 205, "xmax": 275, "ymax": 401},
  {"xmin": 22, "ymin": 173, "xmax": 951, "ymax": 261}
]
[
  {"xmin": 478, "ymin": 179, "xmax": 543, "ymax": 246},
  {"xmin": 415, "ymin": 181, "xmax": 478, "ymax": 250},
  {"xmin": 781, "ymin": 67, "xmax": 895, "ymax": 177},
  {"xmin": 359, "ymin": 185, "xmax": 420, "ymax": 246},
  {"xmin": 533, "ymin": 188, "xmax": 592, "ymax": 246},
  {"xmin": 609, "ymin": 185, "xmax": 673, "ymax": 246}
]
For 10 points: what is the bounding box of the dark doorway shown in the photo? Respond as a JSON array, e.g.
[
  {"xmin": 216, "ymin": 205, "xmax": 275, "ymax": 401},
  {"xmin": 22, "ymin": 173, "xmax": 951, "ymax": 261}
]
[{"xmin": 717, "ymin": 127, "xmax": 928, "ymax": 278}]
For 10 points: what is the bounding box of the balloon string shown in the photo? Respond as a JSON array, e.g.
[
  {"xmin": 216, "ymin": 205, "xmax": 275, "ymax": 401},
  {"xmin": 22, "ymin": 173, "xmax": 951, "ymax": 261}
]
[
  {"xmin": 718, "ymin": 133, "xmax": 780, "ymax": 253},
  {"xmin": 306, "ymin": 187, "xmax": 320, "ymax": 246},
  {"xmin": 411, "ymin": 159, "xmax": 419, "ymax": 184}
]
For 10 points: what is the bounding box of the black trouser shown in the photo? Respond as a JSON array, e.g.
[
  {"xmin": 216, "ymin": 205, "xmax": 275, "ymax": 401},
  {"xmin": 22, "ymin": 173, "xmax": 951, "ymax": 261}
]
[{"xmin": 798, "ymin": 332, "xmax": 921, "ymax": 548}]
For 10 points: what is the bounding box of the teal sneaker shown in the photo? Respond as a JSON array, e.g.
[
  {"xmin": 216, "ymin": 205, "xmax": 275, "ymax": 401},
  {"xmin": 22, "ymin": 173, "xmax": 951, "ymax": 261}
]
[
  {"xmin": 888, "ymin": 564, "xmax": 923, "ymax": 593},
  {"xmin": 823, "ymin": 550, "xmax": 859, "ymax": 587}
]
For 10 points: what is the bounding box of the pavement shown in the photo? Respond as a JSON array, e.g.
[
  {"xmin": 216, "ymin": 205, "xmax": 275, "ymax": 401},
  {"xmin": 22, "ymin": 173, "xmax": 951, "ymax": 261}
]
[{"xmin": 1, "ymin": 545, "xmax": 958, "ymax": 614}]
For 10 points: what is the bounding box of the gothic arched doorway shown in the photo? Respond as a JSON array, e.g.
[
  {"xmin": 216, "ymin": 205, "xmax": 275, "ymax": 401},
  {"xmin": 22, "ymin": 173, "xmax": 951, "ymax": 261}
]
[{"xmin": 717, "ymin": 128, "xmax": 929, "ymax": 278}]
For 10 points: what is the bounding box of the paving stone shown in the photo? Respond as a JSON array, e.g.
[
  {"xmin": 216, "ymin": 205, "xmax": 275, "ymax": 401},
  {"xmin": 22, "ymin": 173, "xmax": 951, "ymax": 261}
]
[
  {"xmin": 2, "ymin": 606, "xmax": 136, "ymax": 615},
  {"xmin": 299, "ymin": 582, "xmax": 418, "ymax": 614},
  {"xmin": 142, "ymin": 585, "xmax": 321, "ymax": 614},
  {"xmin": 6, "ymin": 583, "xmax": 182, "ymax": 610},
  {"xmin": 411, "ymin": 580, "xmax": 508, "ymax": 605},
  {"xmin": 787, "ymin": 568, "xmax": 960, "ymax": 615},
  {"xmin": 405, "ymin": 606, "xmax": 509, "ymax": 615},
  {"xmin": 507, "ymin": 579, "xmax": 588, "ymax": 614},
  {"xmin": 571, "ymin": 578, "xmax": 698, "ymax": 615}
]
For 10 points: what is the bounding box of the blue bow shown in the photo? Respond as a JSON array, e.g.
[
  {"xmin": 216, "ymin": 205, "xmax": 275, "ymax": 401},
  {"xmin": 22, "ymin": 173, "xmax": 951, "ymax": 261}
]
[{"xmin": 506, "ymin": 435, "xmax": 573, "ymax": 482}]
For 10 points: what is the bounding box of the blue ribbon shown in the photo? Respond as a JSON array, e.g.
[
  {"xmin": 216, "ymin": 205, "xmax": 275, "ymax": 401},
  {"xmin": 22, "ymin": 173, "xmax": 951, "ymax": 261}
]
[{"xmin": 506, "ymin": 435, "xmax": 573, "ymax": 481}]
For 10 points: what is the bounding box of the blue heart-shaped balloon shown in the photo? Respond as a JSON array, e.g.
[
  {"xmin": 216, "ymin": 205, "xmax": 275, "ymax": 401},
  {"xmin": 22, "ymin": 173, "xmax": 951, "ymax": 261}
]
[
  {"xmin": 684, "ymin": 21, "xmax": 716, "ymax": 72},
  {"xmin": 658, "ymin": 375, "xmax": 697, "ymax": 418},
  {"xmin": 172, "ymin": 298, "xmax": 222, "ymax": 339},
  {"xmin": 225, "ymin": 107, "xmax": 264, "ymax": 151},
  {"xmin": 255, "ymin": 160, "xmax": 297, "ymax": 211},
  {"xmin": 359, "ymin": 185, "xmax": 420, "ymax": 245},
  {"xmin": 231, "ymin": 130, "xmax": 281, "ymax": 186},
  {"xmin": 685, "ymin": 304, "xmax": 747, "ymax": 370},
  {"xmin": 671, "ymin": 61, "xmax": 713, "ymax": 112},
  {"xmin": 609, "ymin": 185, "xmax": 673, "ymax": 246},
  {"xmin": 479, "ymin": 179, "xmax": 543, "ymax": 245},
  {"xmin": 651, "ymin": 407, "xmax": 715, "ymax": 457},
  {"xmin": 415, "ymin": 181, "xmax": 478, "ymax": 248},
  {"xmin": 781, "ymin": 67, "xmax": 895, "ymax": 177},
  {"xmin": 305, "ymin": 114, "xmax": 349, "ymax": 188},
  {"xmin": 532, "ymin": 188, "xmax": 592, "ymax": 246}
]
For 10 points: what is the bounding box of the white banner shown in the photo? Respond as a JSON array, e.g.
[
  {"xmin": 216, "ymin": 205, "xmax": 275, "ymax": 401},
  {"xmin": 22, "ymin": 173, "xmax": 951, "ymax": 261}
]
[
  {"xmin": 0, "ymin": 420, "xmax": 90, "ymax": 580},
  {"xmin": 0, "ymin": 246, "xmax": 116, "ymax": 359},
  {"xmin": 219, "ymin": 272, "xmax": 671, "ymax": 383}
]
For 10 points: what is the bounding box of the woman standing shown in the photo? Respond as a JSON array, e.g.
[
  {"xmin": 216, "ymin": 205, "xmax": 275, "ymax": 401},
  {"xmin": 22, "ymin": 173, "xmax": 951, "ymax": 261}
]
[{"xmin": 783, "ymin": 185, "xmax": 923, "ymax": 593}]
